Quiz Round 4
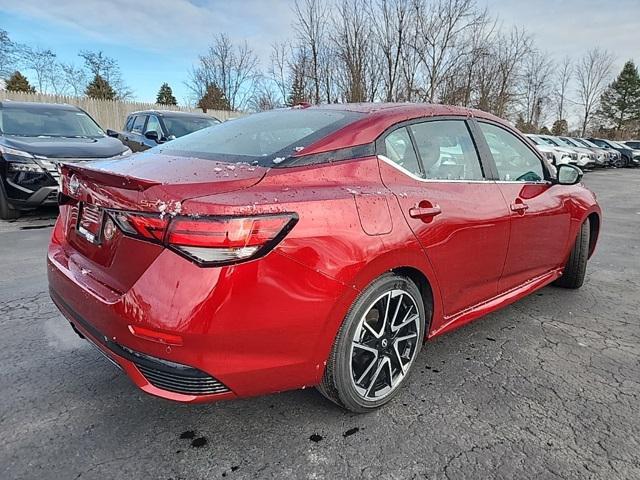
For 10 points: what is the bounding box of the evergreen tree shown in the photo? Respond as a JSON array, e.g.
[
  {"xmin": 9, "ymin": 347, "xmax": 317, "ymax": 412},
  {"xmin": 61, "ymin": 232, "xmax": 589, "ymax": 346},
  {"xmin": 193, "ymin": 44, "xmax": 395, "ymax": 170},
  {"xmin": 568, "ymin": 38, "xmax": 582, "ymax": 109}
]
[
  {"xmin": 156, "ymin": 83, "xmax": 177, "ymax": 105},
  {"xmin": 287, "ymin": 66, "xmax": 307, "ymax": 106},
  {"xmin": 551, "ymin": 119, "xmax": 568, "ymax": 136},
  {"xmin": 598, "ymin": 60, "xmax": 640, "ymax": 133},
  {"xmin": 5, "ymin": 71, "xmax": 35, "ymax": 93},
  {"xmin": 85, "ymin": 74, "xmax": 116, "ymax": 100},
  {"xmin": 197, "ymin": 83, "xmax": 231, "ymax": 111}
]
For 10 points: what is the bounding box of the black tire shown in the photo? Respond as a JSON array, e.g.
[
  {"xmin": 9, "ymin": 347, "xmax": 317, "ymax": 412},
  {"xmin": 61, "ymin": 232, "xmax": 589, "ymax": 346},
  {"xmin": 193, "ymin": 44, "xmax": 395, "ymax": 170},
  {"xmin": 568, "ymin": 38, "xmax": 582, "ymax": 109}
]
[
  {"xmin": 0, "ymin": 182, "xmax": 20, "ymax": 220},
  {"xmin": 554, "ymin": 219, "xmax": 590, "ymax": 289},
  {"xmin": 317, "ymin": 273, "xmax": 427, "ymax": 413}
]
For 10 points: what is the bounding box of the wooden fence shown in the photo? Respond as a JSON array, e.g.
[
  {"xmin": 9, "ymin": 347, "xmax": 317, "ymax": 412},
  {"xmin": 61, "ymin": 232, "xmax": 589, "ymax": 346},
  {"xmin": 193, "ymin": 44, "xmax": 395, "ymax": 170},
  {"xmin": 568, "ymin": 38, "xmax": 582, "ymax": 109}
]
[{"xmin": 0, "ymin": 91, "xmax": 242, "ymax": 131}]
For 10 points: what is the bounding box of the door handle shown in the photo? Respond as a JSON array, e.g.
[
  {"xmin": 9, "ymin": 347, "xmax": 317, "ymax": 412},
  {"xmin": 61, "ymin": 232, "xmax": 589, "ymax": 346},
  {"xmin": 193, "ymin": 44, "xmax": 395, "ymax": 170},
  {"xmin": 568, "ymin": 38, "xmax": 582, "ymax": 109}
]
[
  {"xmin": 510, "ymin": 202, "xmax": 529, "ymax": 213},
  {"xmin": 409, "ymin": 204, "xmax": 442, "ymax": 219}
]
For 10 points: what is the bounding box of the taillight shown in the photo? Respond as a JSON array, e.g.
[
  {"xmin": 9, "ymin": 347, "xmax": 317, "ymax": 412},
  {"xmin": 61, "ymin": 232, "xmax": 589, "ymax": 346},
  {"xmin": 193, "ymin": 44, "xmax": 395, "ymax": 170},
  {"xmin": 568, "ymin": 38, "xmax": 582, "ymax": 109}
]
[{"xmin": 108, "ymin": 211, "xmax": 298, "ymax": 267}]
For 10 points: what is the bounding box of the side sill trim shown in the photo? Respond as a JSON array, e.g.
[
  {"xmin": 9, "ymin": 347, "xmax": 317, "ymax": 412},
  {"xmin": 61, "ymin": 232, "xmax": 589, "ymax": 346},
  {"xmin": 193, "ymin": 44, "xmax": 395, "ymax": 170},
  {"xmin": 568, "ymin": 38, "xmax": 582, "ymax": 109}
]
[{"xmin": 428, "ymin": 268, "xmax": 563, "ymax": 338}]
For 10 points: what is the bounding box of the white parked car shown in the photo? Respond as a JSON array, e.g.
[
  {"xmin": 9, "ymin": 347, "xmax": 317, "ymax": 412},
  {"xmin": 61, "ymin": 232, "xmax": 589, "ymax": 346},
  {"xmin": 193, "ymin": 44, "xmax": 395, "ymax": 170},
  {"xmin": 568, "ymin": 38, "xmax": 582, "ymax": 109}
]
[
  {"xmin": 525, "ymin": 134, "xmax": 575, "ymax": 166},
  {"xmin": 539, "ymin": 135, "xmax": 596, "ymax": 168}
]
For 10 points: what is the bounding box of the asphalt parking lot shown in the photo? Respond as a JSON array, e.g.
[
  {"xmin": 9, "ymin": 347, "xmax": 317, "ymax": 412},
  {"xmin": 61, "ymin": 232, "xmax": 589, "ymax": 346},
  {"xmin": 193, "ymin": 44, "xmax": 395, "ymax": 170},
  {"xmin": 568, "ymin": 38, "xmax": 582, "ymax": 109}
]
[{"xmin": 1, "ymin": 169, "xmax": 639, "ymax": 480}]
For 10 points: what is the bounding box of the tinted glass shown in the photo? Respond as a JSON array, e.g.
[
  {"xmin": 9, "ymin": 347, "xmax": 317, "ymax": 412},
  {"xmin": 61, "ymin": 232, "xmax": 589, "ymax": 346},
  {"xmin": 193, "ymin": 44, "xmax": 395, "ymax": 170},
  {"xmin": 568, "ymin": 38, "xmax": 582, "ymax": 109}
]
[
  {"xmin": 125, "ymin": 116, "xmax": 135, "ymax": 132},
  {"xmin": 384, "ymin": 127, "xmax": 422, "ymax": 177},
  {"xmin": 162, "ymin": 116, "xmax": 219, "ymax": 138},
  {"xmin": 480, "ymin": 122, "xmax": 545, "ymax": 182},
  {"xmin": 145, "ymin": 115, "xmax": 162, "ymax": 135},
  {"xmin": 131, "ymin": 115, "xmax": 146, "ymax": 133},
  {"xmin": 156, "ymin": 109, "xmax": 363, "ymax": 164},
  {"xmin": 410, "ymin": 120, "xmax": 484, "ymax": 180},
  {"xmin": 0, "ymin": 107, "xmax": 103, "ymax": 137}
]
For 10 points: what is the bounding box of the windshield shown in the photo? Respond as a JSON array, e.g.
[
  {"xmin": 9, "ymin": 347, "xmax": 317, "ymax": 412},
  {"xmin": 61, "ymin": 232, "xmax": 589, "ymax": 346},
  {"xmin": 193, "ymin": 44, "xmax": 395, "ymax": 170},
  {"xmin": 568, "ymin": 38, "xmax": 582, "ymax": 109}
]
[
  {"xmin": 162, "ymin": 116, "xmax": 220, "ymax": 138},
  {"xmin": 156, "ymin": 109, "xmax": 363, "ymax": 165},
  {"xmin": 0, "ymin": 107, "xmax": 104, "ymax": 138},
  {"xmin": 539, "ymin": 136, "xmax": 558, "ymax": 147},
  {"xmin": 527, "ymin": 135, "xmax": 543, "ymax": 145},
  {"xmin": 554, "ymin": 137, "xmax": 574, "ymax": 148},
  {"xmin": 560, "ymin": 137, "xmax": 581, "ymax": 147},
  {"xmin": 574, "ymin": 138, "xmax": 597, "ymax": 148}
]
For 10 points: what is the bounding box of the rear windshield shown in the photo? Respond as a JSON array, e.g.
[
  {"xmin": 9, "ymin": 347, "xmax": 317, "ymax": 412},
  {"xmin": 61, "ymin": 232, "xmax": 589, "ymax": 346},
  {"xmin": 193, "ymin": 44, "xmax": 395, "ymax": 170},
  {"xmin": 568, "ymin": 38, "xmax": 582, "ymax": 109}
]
[
  {"xmin": 155, "ymin": 109, "xmax": 363, "ymax": 165},
  {"xmin": 162, "ymin": 116, "xmax": 219, "ymax": 138},
  {"xmin": 0, "ymin": 107, "xmax": 104, "ymax": 138}
]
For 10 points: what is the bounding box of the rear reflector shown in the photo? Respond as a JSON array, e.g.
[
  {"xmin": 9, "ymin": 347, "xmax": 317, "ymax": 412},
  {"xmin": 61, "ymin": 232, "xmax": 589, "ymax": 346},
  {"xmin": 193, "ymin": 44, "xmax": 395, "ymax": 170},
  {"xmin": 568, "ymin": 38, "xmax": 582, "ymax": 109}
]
[
  {"xmin": 128, "ymin": 325, "xmax": 183, "ymax": 346},
  {"xmin": 107, "ymin": 211, "xmax": 298, "ymax": 267}
]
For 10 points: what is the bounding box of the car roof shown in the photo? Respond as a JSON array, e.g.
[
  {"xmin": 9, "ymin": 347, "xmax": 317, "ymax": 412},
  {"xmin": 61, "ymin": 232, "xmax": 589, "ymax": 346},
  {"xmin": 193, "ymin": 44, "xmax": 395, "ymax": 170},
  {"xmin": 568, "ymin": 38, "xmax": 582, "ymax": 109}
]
[
  {"xmin": 0, "ymin": 100, "xmax": 82, "ymax": 111},
  {"xmin": 296, "ymin": 102, "xmax": 512, "ymax": 157},
  {"xmin": 309, "ymin": 102, "xmax": 501, "ymax": 121},
  {"xmin": 128, "ymin": 109, "xmax": 215, "ymax": 119}
]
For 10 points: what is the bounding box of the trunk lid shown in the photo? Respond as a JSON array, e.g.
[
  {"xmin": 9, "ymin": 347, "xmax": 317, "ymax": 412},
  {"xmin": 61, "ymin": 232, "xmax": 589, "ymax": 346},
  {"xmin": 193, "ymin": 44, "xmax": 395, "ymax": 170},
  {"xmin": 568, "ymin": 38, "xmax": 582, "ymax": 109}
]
[
  {"xmin": 57, "ymin": 153, "xmax": 267, "ymax": 293},
  {"xmin": 62, "ymin": 152, "xmax": 267, "ymax": 212}
]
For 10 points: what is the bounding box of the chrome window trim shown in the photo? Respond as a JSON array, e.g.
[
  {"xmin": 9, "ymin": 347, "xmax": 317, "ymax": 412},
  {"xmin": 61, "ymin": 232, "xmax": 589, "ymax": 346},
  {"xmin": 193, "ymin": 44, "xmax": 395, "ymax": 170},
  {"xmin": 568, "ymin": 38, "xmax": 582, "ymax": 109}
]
[{"xmin": 377, "ymin": 155, "xmax": 492, "ymax": 184}]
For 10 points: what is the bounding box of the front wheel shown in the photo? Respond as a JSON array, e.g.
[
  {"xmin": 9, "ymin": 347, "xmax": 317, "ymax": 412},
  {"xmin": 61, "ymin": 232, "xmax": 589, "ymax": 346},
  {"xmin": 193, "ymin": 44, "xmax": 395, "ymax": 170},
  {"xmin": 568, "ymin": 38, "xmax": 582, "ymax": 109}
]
[
  {"xmin": 317, "ymin": 274, "xmax": 427, "ymax": 412},
  {"xmin": 0, "ymin": 183, "xmax": 20, "ymax": 220},
  {"xmin": 554, "ymin": 219, "xmax": 590, "ymax": 289}
]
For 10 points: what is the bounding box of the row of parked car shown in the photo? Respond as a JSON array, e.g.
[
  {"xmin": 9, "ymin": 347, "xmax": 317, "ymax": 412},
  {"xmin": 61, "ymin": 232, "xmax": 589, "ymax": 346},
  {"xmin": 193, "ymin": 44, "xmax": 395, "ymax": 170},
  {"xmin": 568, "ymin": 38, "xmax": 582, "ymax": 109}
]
[
  {"xmin": 0, "ymin": 100, "xmax": 219, "ymax": 219},
  {"xmin": 526, "ymin": 133, "xmax": 640, "ymax": 169}
]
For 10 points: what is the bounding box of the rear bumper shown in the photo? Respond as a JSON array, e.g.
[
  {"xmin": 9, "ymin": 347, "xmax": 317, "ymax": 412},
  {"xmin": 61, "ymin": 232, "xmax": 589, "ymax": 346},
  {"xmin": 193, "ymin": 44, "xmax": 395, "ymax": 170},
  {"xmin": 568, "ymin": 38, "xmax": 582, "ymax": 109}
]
[
  {"xmin": 50, "ymin": 289, "xmax": 235, "ymax": 403},
  {"xmin": 47, "ymin": 224, "xmax": 353, "ymax": 403}
]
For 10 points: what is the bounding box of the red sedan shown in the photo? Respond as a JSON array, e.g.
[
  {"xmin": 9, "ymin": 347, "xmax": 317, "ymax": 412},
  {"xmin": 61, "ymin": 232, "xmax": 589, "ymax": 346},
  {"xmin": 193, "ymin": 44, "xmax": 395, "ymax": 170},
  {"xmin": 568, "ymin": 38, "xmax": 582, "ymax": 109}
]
[{"xmin": 48, "ymin": 103, "xmax": 601, "ymax": 412}]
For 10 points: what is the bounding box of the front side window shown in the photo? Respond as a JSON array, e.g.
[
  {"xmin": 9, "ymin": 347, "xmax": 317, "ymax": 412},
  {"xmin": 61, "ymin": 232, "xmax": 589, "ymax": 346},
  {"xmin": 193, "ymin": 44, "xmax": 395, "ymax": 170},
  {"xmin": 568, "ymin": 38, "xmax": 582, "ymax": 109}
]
[
  {"xmin": 131, "ymin": 115, "xmax": 146, "ymax": 134},
  {"xmin": 480, "ymin": 122, "xmax": 545, "ymax": 182},
  {"xmin": 384, "ymin": 127, "xmax": 422, "ymax": 177},
  {"xmin": 145, "ymin": 115, "xmax": 163, "ymax": 136},
  {"xmin": 410, "ymin": 120, "xmax": 484, "ymax": 180}
]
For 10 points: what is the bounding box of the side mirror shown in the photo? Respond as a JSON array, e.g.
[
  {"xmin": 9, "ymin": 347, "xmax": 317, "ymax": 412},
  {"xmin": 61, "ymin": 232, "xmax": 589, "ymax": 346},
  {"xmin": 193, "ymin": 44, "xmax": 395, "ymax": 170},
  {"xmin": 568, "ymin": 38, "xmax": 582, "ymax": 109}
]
[
  {"xmin": 144, "ymin": 130, "xmax": 160, "ymax": 143},
  {"xmin": 556, "ymin": 164, "xmax": 583, "ymax": 185},
  {"xmin": 106, "ymin": 129, "xmax": 119, "ymax": 138}
]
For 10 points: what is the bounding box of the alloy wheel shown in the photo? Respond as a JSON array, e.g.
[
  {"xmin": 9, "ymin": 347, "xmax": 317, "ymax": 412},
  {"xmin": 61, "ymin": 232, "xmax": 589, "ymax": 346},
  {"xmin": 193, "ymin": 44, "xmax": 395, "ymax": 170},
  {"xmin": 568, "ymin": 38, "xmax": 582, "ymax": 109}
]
[{"xmin": 350, "ymin": 289, "xmax": 421, "ymax": 400}]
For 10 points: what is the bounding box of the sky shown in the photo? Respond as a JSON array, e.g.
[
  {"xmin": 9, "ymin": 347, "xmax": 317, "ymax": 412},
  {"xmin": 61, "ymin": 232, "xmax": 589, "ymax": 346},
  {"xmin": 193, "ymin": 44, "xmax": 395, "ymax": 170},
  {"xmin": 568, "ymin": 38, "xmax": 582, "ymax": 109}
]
[{"xmin": 1, "ymin": 0, "xmax": 639, "ymax": 109}]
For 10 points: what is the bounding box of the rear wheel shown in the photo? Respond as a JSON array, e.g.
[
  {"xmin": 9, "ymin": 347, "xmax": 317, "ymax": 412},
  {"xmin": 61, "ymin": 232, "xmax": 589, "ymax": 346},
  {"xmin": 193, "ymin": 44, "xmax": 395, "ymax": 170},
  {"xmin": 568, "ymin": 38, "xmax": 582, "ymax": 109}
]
[
  {"xmin": 317, "ymin": 274, "xmax": 426, "ymax": 412},
  {"xmin": 554, "ymin": 219, "xmax": 590, "ymax": 289},
  {"xmin": 0, "ymin": 183, "xmax": 20, "ymax": 220}
]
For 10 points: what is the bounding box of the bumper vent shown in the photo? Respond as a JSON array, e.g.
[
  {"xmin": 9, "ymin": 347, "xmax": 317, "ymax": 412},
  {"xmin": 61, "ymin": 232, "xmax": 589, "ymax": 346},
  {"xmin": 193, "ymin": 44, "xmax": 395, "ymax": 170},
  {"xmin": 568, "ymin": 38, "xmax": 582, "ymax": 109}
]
[{"xmin": 136, "ymin": 363, "xmax": 230, "ymax": 395}]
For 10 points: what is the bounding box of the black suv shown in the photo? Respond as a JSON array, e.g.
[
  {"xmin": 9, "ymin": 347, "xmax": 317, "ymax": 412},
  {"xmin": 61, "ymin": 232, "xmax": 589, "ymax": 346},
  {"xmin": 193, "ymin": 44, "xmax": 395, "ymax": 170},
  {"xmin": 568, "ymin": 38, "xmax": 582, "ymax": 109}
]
[
  {"xmin": 110, "ymin": 110, "xmax": 220, "ymax": 152},
  {"xmin": 0, "ymin": 101, "xmax": 131, "ymax": 219}
]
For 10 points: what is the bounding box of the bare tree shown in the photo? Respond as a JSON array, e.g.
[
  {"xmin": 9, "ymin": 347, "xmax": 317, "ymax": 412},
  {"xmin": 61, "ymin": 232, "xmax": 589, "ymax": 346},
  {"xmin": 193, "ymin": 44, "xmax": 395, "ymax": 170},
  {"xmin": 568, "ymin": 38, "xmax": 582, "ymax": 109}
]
[
  {"xmin": 23, "ymin": 47, "xmax": 57, "ymax": 93},
  {"xmin": 0, "ymin": 29, "xmax": 23, "ymax": 79},
  {"xmin": 575, "ymin": 48, "xmax": 614, "ymax": 135},
  {"xmin": 60, "ymin": 63, "xmax": 87, "ymax": 96},
  {"xmin": 411, "ymin": 0, "xmax": 486, "ymax": 102},
  {"xmin": 293, "ymin": 0, "xmax": 329, "ymax": 104},
  {"xmin": 520, "ymin": 50, "xmax": 554, "ymax": 129},
  {"xmin": 269, "ymin": 42, "xmax": 291, "ymax": 105},
  {"xmin": 368, "ymin": 0, "xmax": 412, "ymax": 102},
  {"xmin": 187, "ymin": 34, "xmax": 260, "ymax": 111},
  {"xmin": 553, "ymin": 55, "xmax": 573, "ymax": 121},
  {"xmin": 332, "ymin": 0, "xmax": 380, "ymax": 102}
]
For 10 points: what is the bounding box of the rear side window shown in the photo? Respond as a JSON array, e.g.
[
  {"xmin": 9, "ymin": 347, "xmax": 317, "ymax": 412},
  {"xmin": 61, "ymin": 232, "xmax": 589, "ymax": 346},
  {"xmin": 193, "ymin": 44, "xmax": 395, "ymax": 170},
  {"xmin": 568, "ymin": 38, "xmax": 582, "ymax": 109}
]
[
  {"xmin": 384, "ymin": 127, "xmax": 422, "ymax": 177},
  {"xmin": 479, "ymin": 122, "xmax": 544, "ymax": 182},
  {"xmin": 156, "ymin": 109, "xmax": 363, "ymax": 165},
  {"xmin": 131, "ymin": 115, "xmax": 146, "ymax": 134},
  {"xmin": 410, "ymin": 120, "xmax": 484, "ymax": 180}
]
